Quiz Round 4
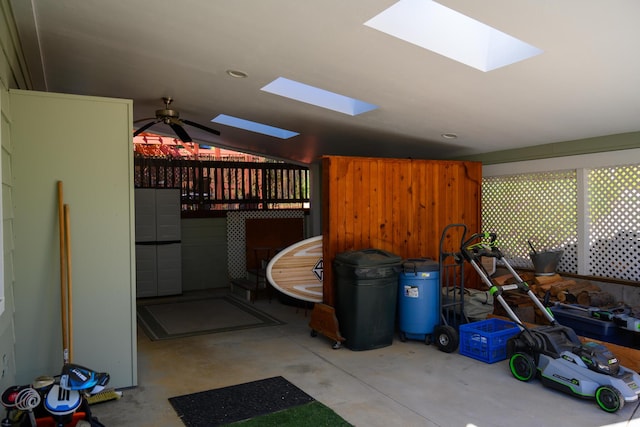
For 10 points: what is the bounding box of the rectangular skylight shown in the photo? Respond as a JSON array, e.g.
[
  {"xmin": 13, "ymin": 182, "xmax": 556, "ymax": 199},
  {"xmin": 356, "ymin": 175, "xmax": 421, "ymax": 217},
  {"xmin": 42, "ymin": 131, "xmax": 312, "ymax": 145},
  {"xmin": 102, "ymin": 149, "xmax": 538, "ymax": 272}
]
[
  {"xmin": 261, "ymin": 77, "xmax": 378, "ymax": 116},
  {"xmin": 211, "ymin": 114, "xmax": 299, "ymax": 139},
  {"xmin": 364, "ymin": 0, "xmax": 543, "ymax": 72}
]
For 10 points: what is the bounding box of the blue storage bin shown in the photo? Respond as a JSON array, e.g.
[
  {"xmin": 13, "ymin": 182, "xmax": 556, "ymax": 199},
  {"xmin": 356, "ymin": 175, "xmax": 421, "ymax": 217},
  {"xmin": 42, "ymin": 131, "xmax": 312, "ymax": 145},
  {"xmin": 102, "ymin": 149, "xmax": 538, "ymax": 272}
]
[
  {"xmin": 459, "ymin": 318, "xmax": 520, "ymax": 363},
  {"xmin": 550, "ymin": 305, "xmax": 638, "ymax": 348}
]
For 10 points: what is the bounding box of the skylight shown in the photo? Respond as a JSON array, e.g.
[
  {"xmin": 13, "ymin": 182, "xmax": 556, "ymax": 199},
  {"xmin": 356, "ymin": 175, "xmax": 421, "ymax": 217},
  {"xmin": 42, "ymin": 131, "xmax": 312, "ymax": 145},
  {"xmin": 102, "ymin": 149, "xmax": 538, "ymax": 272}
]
[
  {"xmin": 211, "ymin": 114, "xmax": 299, "ymax": 139},
  {"xmin": 364, "ymin": 0, "xmax": 543, "ymax": 72},
  {"xmin": 261, "ymin": 77, "xmax": 378, "ymax": 116}
]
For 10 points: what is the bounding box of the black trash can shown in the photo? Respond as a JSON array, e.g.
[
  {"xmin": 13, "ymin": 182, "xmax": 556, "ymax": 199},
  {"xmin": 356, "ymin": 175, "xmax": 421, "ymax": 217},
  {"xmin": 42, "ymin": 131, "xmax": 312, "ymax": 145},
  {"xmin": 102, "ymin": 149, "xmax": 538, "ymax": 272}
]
[{"xmin": 334, "ymin": 248, "xmax": 402, "ymax": 351}]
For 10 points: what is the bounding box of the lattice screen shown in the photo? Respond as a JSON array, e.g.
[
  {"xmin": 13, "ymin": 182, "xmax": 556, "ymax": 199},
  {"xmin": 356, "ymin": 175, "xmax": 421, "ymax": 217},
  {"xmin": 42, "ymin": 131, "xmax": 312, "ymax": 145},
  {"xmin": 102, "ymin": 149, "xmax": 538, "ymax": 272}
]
[
  {"xmin": 588, "ymin": 164, "xmax": 640, "ymax": 281},
  {"xmin": 482, "ymin": 171, "xmax": 578, "ymax": 272}
]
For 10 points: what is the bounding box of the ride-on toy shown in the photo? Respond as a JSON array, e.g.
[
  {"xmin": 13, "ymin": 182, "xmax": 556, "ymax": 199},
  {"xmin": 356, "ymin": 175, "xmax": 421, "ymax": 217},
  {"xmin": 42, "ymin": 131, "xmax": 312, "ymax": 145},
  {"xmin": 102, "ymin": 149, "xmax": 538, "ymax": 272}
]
[{"xmin": 462, "ymin": 232, "xmax": 640, "ymax": 413}]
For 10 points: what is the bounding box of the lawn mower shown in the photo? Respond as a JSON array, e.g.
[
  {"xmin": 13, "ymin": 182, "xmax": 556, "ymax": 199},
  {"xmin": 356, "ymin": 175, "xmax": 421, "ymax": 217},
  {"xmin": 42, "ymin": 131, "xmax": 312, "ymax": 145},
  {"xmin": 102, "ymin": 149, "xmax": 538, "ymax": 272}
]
[{"xmin": 461, "ymin": 232, "xmax": 640, "ymax": 413}]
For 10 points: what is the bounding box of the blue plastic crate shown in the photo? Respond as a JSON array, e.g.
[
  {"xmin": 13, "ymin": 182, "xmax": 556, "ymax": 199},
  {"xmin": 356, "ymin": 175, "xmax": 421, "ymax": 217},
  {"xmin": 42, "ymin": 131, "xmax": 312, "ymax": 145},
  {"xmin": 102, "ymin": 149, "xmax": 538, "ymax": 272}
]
[{"xmin": 459, "ymin": 318, "xmax": 520, "ymax": 364}]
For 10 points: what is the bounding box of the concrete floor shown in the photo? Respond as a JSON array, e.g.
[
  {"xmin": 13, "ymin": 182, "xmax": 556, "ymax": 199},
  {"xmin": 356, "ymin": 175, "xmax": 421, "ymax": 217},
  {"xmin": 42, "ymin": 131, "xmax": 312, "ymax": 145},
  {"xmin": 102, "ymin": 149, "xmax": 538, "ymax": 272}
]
[{"xmin": 91, "ymin": 291, "xmax": 640, "ymax": 427}]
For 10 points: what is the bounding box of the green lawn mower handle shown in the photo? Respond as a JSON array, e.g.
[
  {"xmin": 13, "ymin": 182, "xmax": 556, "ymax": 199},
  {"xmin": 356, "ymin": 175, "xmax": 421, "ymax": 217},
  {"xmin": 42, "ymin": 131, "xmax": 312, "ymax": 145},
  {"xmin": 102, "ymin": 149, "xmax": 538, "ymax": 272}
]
[
  {"xmin": 461, "ymin": 232, "xmax": 502, "ymax": 262},
  {"xmin": 461, "ymin": 231, "xmax": 557, "ymax": 329}
]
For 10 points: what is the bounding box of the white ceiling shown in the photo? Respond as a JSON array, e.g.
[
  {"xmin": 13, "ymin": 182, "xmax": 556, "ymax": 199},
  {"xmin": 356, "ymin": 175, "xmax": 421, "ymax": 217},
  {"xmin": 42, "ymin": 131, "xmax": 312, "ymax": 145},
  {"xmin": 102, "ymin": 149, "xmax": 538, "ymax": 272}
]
[{"xmin": 10, "ymin": 0, "xmax": 640, "ymax": 165}]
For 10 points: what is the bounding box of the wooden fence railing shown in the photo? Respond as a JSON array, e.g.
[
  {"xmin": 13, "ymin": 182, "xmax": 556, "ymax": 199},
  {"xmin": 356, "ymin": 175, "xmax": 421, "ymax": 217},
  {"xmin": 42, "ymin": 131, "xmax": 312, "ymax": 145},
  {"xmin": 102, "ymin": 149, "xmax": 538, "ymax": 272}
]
[{"xmin": 134, "ymin": 156, "xmax": 310, "ymax": 215}]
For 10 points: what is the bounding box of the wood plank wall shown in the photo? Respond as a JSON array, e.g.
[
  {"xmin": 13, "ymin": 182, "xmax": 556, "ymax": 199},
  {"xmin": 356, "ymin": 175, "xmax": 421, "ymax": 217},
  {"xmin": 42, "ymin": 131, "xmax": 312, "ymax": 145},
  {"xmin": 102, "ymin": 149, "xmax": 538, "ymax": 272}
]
[
  {"xmin": 321, "ymin": 156, "xmax": 482, "ymax": 306},
  {"xmin": 245, "ymin": 218, "xmax": 304, "ymax": 269}
]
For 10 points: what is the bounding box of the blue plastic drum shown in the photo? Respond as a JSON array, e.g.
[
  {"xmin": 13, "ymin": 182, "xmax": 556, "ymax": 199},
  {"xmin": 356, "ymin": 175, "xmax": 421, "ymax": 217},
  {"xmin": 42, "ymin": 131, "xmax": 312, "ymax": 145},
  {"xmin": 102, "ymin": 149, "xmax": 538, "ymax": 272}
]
[{"xmin": 398, "ymin": 258, "xmax": 440, "ymax": 343}]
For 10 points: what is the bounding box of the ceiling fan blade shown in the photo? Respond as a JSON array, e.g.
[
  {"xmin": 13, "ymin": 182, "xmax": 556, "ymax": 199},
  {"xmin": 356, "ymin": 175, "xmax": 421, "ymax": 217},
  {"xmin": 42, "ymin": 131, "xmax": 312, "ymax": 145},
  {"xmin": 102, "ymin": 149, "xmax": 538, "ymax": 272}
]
[
  {"xmin": 133, "ymin": 120, "xmax": 159, "ymax": 137},
  {"xmin": 183, "ymin": 119, "xmax": 221, "ymax": 136},
  {"xmin": 169, "ymin": 122, "xmax": 192, "ymax": 142}
]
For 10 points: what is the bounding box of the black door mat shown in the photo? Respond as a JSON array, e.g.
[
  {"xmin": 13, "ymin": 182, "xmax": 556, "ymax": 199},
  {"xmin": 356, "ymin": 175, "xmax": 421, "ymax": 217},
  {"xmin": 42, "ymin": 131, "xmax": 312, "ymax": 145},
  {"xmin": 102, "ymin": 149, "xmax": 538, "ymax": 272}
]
[{"xmin": 168, "ymin": 376, "xmax": 315, "ymax": 427}]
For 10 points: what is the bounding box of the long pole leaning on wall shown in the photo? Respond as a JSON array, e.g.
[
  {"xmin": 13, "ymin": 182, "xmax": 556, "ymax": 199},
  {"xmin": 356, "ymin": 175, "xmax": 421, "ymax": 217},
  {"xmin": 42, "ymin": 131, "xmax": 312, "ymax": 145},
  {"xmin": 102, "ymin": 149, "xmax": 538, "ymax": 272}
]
[{"xmin": 57, "ymin": 181, "xmax": 73, "ymax": 365}]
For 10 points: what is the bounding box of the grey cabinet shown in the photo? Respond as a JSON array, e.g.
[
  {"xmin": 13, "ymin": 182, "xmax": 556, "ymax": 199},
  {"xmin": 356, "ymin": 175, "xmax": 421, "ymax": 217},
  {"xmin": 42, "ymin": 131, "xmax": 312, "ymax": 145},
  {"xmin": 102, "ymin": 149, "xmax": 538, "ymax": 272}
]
[{"xmin": 135, "ymin": 189, "xmax": 182, "ymax": 297}]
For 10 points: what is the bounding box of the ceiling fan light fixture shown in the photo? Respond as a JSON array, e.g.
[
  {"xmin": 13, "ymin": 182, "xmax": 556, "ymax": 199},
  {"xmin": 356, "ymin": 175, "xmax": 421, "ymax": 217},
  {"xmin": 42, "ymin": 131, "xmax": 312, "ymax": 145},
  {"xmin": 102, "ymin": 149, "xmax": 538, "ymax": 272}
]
[
  {"xmin": 226, "ymin": 69, "xmax": 248, "ymax": 78},
  {"xmin": 133, "ymin": 97, "xmax": 221, "ymax": 142}
]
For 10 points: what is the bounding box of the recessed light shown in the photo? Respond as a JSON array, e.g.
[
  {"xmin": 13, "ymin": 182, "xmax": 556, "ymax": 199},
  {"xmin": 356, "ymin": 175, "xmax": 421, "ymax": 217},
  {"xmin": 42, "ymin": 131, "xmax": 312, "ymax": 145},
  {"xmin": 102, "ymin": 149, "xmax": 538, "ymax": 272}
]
[
  {"xmin": 226, "ymin": 69, "xmax": 248, "ymax": 78},
  {"xmin": 441, "ymin": 133, "xmax": 458, "ymax": 139}
]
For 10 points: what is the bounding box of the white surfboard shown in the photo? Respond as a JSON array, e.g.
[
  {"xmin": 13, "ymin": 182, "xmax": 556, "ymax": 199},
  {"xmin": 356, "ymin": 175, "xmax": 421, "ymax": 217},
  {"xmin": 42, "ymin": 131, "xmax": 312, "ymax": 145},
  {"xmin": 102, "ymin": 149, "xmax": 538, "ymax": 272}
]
[{"xmin": 266, "ymin": 236, "xmax": 323, "ymax": 303}]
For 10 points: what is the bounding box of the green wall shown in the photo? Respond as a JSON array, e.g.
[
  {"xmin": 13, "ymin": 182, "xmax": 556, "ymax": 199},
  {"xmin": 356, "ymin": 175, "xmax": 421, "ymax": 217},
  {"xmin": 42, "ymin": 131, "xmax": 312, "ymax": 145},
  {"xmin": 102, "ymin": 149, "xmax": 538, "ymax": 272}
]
[
  {"xmin": 181, "ymin": 218, "xmax": 228, "ymax": 291},
  {"xmin": 11, "ymin": 90, "xmax": 137, "ymax": 388}
]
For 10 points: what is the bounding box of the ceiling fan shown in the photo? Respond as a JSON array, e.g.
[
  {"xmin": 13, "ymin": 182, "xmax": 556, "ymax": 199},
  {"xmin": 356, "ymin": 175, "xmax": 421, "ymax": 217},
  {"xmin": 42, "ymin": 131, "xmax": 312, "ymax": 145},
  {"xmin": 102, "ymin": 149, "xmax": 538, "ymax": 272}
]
[{"xmin": 133, "ymin": 97, "xmax": 220, "ymax": 143}]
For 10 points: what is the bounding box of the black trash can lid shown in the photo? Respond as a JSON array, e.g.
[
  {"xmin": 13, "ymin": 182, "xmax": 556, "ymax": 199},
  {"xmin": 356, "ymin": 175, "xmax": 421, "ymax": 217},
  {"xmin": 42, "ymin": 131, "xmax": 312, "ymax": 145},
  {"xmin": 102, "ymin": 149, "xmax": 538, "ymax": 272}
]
[
  {"xmin": 402, "ymin": 258, "xmax": 438, "ymax": 273},
  {"xmin": 335, "ymin": 248, "xmax": 402, "ymax": 267}
]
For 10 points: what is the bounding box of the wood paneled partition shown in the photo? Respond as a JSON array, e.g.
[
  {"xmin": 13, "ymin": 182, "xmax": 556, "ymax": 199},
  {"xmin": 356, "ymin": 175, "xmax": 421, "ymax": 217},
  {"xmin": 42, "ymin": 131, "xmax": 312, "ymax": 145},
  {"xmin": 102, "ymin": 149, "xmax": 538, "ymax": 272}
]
[{"xmin": 321, "ymin": 156, "xmax": 482, "ymax": 306}]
